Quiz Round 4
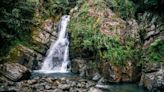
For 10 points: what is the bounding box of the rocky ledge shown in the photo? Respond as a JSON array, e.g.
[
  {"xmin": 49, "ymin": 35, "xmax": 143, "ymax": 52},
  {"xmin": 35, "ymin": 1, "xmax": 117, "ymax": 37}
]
[{"xmin": 0, "ymin": 76, "xmax": 104, "ymax": 92}]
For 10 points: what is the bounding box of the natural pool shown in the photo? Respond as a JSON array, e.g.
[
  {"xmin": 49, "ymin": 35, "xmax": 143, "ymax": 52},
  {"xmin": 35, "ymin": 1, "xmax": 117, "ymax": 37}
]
[{"xmin": 103, "ymin": 83, "xmax": 147, "ymax": 92}]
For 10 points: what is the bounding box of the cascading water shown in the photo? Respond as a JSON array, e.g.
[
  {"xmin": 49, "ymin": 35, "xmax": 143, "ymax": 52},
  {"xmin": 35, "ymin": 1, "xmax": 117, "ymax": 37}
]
[{"xmin": 38, "ymin": 15, "xmax": 70, "ymax": 73}]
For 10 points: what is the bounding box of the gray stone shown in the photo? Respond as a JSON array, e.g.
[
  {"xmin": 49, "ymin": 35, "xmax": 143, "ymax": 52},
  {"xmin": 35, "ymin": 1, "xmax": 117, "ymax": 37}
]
[
  {"xmin": 92, "ymin": 73, "xmax": 101, "ymax": 81},
  {"xmin": 27, "ymin": 79, "xmax": 37, "ymax": 85},
  {"xmin": 0, "ymin": 63, "xmax": 31, "ymax": 82},
  {"xmin": 140, "ymin": 69, "xmax": 164, "ymax": 92},
  {"xmin": 97, "ymin": 77, "xmax": 107, "ymax": 85},
  {"xmin": 58, "ymin": 84, "xmax": 70, "ymax": 90},
  {"xmin": 71, "ymin": 58, "xmax": 87, "ymax": 74},
  {"xmin": 45, "ymin": 85, "xmax": 52, "ymax": 90},
  {"xmin": 95, "ymin": 84, "xmax": 111, "ymax": 90},
  {"xmin": 143, "ymin": 62, "xmax": 161, "ymax": 73}
]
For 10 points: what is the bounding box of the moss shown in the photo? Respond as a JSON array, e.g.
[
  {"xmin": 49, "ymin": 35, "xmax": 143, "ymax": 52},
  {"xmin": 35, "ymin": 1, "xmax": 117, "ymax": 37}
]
[{"xmin": 7, "ymin": 45, "xmax": 23, "ymax": 63}]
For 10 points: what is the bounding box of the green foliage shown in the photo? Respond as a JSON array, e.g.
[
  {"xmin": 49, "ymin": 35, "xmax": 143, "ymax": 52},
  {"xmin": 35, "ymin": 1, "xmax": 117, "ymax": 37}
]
[
  {"xmin": 0, "ymin": 0, "xmax": 37, "ymax": 57},
  {"xmin": 69, "ymin": 2, "xmax": 137, "ymax": 65},
  {"xmin": 137, "ymin": 12, "xmax": 164, "ymax": 63},
  {"xmin": 144, "ymin": 39, "xmax": 164, "ymax": 62},
  {"xmin": 132, "ymin": 0, "xmax": 164, "ymax": 21},
  {"xmin": 40, "ymin": 0, "xmax": 76, "ymax": 19},
  {"xmin": 106, "ymin": 0, "xmax": 136, "ymax": 19},
  {"xmin": 144, "ymin": 0, "xmax": 158, "ymax": 5}
]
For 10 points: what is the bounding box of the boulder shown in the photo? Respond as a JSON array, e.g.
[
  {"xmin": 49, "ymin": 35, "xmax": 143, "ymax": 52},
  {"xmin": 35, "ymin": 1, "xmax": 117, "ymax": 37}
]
[
  {"xmin": 100, "ymin": 61, "xmax": 140, "ymax": 83},
  {"xmin": 71, "ymin": 58, "xmax": 90, "ymax": 77},
  {"xmin": 0, "ymin": 63, "xmax": 31, "ymax": 82},
  {"xmin": 7, "ymin": 44, "xmax": 43, "ymax": 70},
  {"xmin": 71, "ymin": 58, "xmax": 97, "ymax": 78},
  {"xmin": 92, "ymin": 73, "xmax": 101, "ymax": 81},
  {"xmin": 139, "ymin": 69, "xmax": 164, "ymax": 92}
]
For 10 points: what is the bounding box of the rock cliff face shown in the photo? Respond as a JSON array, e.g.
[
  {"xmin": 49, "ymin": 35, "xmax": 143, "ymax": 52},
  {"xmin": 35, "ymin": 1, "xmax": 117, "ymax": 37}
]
[
  {"xmin": 139, "ymin": 63, "xmax": 164, "ymax": 91},
  {"xmin": 5, "ymin": 18, "xmax": 58, "ymax": 70},
  {"xmin": 70, "ymin": 0, "xmax": 140, "ymax": 83},
  {"xmin": 140, "ymin": 69, "xmax": 164, "ymax": 91},
  {"xmin": 69, "ymin": 0, "xmax": 163, "ymax": 91},
  {"xmin": 71, "ymin": 58, "xmax": 140, "ymax": 83}
]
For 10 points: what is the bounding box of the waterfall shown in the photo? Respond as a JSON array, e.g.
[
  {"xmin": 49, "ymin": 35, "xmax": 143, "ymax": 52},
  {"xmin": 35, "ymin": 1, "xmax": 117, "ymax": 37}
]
[{"xmin": 38, "ymin": 15, "xmax": 70, "ymax": 73}]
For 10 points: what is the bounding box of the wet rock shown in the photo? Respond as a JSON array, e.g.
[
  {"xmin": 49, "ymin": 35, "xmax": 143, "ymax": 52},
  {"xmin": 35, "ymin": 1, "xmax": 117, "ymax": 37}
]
[
  {"xmin": 79, "ymin": 65, "xmax": 88, "ymax": 77},
  {"xmin": 140, "ymin": 69, "xmax": 164, "ymax": 92},
  {"xmin": 71, "ymin": 58, "xmax": 87, "ymax": 74},
  {"xmin": 97, "ymin": 77, "xmax": 108, "ymax": 85},
  {"xmin": 95, "ymin": 84, "xmax": 111, "ymax": 90},
  {"xmin": 92, "ymin": 73, "xmax": 101, "ymax": 81},
  {"xmin": 0, "ymin": 63, "xmax": 31, "ymax": 82},
  {"xmin": 71, "ymin": 58, "xmax": 87, "ymax": 77},
  {"xmin": 7, "ymin": 44, "xmax": 43, "ymax": 70},
  {"xmin": 71, "ymin": 58, "xmax": 96, "ymax": 78}
]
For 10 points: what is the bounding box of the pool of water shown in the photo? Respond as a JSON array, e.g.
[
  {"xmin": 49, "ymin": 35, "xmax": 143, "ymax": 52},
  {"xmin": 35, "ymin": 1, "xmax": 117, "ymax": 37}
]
[
  {"xmin": 31, "ymin": 71, "xmax": 78, "ymax": 79},
  {"xmin": 104, "ymin": 83, "xmax": 147, "ymax": 92}
]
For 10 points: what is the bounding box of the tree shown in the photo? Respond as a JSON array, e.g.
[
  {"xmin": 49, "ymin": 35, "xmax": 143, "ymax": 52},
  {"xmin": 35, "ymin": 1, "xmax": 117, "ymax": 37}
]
[{"xmin": 0, "ymin": 0, "xmax": 36, "ymax": 56}]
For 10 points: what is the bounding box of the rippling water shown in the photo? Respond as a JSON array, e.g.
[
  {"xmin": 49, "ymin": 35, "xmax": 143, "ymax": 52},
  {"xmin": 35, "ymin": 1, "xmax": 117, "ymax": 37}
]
[{"xmin": 104, "ymin": 83, "xmax": 147, "ymax": 92}]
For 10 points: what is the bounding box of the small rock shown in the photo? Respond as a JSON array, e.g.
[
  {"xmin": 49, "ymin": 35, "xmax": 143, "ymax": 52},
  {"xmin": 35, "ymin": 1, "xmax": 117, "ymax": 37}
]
[
  {"xmin": 92, "ymin": 73, "xmax": 101, "ymax": 81},
  {"xmin": 95, "ymin": 84, "xmax": 111, "ymax": 90},
  {"xmin": 53, "ymin": 89, "xmax": 63, "ymax": 92},
  {"xmin": 97, "ymin": 77, "xmax": 107, "ymax": 85},
  {"xmin": 45, "ymin": 85, "xmax": 51, "ymax": 90},
  {"xmin": 88, "ymin": 87, "xmax": 103, "ymax": 92},
  {"xmin": 27, "ymin": 79, "xmax": 37, "ymax": 85},
  {"xmin": 58, "ymin": 84, "xmax": 70, "ymax": 90}
]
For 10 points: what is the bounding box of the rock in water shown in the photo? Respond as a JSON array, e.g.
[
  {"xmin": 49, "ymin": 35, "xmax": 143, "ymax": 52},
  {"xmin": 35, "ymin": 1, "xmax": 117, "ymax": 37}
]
[
  {"xmin": 92, "ymin": 73, "xmax": 101, "ymax": 81},
  {"xmin": 71, "ymin": 58, "xmax": 87, "ymax": 74},
  {"xmin": 0, "ymin": 63, "xmax": 31, "ymax": 82}
]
